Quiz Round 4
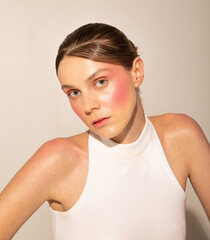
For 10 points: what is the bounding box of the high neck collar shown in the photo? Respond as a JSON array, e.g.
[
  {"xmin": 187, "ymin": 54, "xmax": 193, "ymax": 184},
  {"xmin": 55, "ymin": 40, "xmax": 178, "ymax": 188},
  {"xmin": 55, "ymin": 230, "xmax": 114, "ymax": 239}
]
[{"xmin": 90, "ymin": 116, "xmax": 153, "ymax": 161}]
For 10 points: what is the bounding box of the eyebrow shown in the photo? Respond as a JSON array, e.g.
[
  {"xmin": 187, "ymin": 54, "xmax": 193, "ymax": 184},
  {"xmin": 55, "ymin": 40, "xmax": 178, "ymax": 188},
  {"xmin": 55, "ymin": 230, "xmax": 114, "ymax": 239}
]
[{"xmin": 61, "ymin": 68, "xmax": 110, "ymax": 90}]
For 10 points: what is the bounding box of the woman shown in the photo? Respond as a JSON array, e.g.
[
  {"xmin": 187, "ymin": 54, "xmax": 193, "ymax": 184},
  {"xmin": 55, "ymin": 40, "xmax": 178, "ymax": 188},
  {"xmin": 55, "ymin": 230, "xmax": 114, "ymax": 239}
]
[{"xmin": 0, "ymin": 23, "xmax": 209, "ymax": 240}]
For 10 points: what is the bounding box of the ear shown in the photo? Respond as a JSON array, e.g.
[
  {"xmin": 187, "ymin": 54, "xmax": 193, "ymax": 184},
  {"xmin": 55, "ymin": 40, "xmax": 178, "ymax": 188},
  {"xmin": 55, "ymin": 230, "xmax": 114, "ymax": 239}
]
[{"xmin": 131, "ymin": 57, "xmax": 144, "ymax": 88}]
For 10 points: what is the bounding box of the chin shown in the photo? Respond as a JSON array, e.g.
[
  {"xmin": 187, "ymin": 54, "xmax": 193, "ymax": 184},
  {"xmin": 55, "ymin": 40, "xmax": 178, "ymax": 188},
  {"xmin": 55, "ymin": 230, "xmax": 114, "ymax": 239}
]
[{"xmin": 90, "ymin": 125, "xmax": 125, "ymax": 140}]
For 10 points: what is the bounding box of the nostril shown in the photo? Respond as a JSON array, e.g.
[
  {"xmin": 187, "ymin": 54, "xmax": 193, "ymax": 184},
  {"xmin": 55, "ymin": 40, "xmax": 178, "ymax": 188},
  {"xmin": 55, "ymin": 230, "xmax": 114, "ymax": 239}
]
[{"xmin": 83, "ymin": 98, "xmax": 100, "ymax": 113}]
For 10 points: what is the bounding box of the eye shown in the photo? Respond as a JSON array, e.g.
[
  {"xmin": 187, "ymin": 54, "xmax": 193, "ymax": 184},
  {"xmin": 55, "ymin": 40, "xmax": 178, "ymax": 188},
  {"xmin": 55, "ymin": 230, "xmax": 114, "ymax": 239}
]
[
  {"xmin": 68, "ymin": 90, "xmax": 80, "ymax": 98},
  {"xmin": 95, "ymin": 79, "xmax": 107, "ymax": 88}
]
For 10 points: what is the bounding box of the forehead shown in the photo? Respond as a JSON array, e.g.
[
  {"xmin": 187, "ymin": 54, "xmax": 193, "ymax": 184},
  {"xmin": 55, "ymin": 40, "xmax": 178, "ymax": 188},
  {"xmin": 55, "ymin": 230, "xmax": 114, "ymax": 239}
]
[{"xmin": 57, "ymin": 56, "xmax": 127, "ymax": 84}]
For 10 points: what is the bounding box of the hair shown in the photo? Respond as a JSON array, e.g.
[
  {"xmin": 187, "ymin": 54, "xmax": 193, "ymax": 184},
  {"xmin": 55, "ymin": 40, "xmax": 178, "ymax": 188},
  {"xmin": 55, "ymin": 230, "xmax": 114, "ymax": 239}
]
[{"xmin": 55, "ymin": 23, "xmax": 139, "ymax": 73}]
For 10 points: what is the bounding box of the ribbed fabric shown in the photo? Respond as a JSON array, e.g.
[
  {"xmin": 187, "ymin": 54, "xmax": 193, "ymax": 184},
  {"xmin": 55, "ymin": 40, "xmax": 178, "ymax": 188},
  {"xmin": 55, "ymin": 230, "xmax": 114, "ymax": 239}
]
[{"xmin": 50, "ymin": 117, "xmax": 186, "ymax": 240}]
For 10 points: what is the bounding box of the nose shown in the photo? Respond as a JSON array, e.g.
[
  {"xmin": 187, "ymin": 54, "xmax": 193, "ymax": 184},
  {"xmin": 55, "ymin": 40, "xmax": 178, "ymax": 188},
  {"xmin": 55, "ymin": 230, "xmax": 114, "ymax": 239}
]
[{"xmin": 82, "ymin": 93, "xmax": 100, "ymax": 114}]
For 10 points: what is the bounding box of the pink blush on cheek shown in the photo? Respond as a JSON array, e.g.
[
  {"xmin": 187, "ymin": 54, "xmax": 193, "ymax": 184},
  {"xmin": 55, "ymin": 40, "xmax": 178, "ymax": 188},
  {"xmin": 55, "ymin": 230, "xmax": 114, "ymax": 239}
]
[
  {"xmin": 71, "ymin": 104, "xmax": 84, "ymax": 120},
  {"xmin": 111, "ymin": 77, "xmax": 129, "ymax": 107}
]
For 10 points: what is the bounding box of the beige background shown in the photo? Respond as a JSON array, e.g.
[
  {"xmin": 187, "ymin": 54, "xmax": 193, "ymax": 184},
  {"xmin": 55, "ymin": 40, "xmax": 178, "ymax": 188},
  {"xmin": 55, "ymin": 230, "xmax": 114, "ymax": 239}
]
[{"xmin": 0, "ymin": 0, "xmax": 209, "ymax": 239}]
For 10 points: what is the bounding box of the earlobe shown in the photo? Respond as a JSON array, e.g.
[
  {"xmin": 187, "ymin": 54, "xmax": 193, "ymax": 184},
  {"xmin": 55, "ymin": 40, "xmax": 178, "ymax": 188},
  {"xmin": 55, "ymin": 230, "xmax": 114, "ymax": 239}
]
[{"xmin": 132, "ymin": 57, "xmax": 144, "ymax": 88}]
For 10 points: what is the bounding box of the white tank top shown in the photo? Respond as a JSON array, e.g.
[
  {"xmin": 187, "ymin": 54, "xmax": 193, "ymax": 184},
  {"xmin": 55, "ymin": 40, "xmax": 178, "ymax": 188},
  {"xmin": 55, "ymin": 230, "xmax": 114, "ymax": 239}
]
[{"xmin": 50, "ymin": 117, "xmax": 186, "ymax": 240}]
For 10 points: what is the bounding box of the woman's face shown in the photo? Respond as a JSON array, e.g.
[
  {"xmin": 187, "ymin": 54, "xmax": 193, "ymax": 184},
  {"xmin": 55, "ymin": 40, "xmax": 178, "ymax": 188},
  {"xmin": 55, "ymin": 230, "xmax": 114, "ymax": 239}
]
[{"xmin": 57, "ymin": 56, "xmax": 140, "ymax": 140}]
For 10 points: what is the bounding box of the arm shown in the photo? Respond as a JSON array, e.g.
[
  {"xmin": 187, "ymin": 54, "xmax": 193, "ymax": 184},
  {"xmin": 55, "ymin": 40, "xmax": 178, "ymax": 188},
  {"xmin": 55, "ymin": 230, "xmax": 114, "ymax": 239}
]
[{"xmin": 0, "ymin": 139, "xmax": 62, "ymax": 240}]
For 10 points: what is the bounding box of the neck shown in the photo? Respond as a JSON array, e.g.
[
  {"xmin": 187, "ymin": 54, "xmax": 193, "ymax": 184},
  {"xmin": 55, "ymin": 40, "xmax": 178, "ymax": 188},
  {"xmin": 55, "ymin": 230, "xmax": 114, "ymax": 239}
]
[{"xmin": 111, "ymin": 95, "xmax": 145, "ymax": 144}]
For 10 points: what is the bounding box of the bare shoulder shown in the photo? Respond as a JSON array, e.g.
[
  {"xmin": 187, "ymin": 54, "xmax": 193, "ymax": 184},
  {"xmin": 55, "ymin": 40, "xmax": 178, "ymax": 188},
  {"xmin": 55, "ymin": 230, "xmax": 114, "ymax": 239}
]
[
  {"xmin": 148, "ymin": 113, "xmax": 209, "ymax": 145},
  {"xmin": 26, "ymin": 130, "xmax": 90, "ymax": 192},
  {"xmin": 148, "ymin": 113, "xmax": 210, "ymax": 166},
  {"xmin": 40, "ymin": 131, "xmax": 89, "ymax": 163},
  {"xmin": 31, "ymin": 131, "xmax": 90, "ymax": 185},
  {"xmin": 0, "ymin": 130, "xmax": 89, "ymax": 199}
]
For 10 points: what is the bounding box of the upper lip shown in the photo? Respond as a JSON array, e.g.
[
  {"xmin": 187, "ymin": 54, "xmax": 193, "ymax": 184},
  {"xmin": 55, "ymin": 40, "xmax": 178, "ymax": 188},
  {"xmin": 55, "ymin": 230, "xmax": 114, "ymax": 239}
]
[{"xmin": 92, "ymin": 116, "xmax": 111, "ymax": 125}]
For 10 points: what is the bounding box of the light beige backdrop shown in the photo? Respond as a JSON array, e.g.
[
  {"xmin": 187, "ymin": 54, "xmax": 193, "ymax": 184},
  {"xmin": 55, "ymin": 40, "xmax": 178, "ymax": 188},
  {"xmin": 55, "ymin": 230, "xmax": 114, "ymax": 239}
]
[{"xmin": 0, "ymin": 0, "xmax": 209, "ymax": 239}]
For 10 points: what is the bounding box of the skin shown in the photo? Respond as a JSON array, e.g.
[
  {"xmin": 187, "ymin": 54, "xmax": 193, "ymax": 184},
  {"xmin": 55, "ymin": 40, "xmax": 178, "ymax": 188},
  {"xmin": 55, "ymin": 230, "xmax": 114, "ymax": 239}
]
[
  {"xmin": 58, "ymin": 56, "xmax": 145, "ymax": 143},
  {"xmin": 0, "ymin": 56, "xmax": 209, "ymax": 240}
]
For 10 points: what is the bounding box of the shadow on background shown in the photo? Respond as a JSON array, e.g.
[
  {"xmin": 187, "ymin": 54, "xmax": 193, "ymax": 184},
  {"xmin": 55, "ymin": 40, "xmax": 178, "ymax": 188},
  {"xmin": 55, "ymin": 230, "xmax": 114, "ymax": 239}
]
[{"xmin": 186, "ymin": 208, "xmax": 209, "ymax": 240}]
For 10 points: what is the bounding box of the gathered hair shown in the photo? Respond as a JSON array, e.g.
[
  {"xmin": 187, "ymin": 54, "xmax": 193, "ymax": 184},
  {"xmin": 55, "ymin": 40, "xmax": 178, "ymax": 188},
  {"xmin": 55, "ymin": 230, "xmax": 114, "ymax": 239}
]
[{"xmin": 55, "ymin": 23, "xmax": 139, "ymax": 73}]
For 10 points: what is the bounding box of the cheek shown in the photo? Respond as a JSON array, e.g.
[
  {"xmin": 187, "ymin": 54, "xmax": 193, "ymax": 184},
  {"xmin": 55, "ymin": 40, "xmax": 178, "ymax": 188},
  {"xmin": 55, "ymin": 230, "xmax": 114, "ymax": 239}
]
[
  {"xmin": 71, "ymin": 102, "xmax": 85, "ymax": 120},
  {"xmin": 111, "ymin": 78, "xmax": 129, "ymax": 107}
]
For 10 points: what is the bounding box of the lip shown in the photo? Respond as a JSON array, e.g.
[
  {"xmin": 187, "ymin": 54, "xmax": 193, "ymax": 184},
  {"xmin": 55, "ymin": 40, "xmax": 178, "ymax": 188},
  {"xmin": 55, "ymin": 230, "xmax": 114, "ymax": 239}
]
[{"xmin": 92, "ymin": 116, "xmax": 111, "ymax": 128}]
